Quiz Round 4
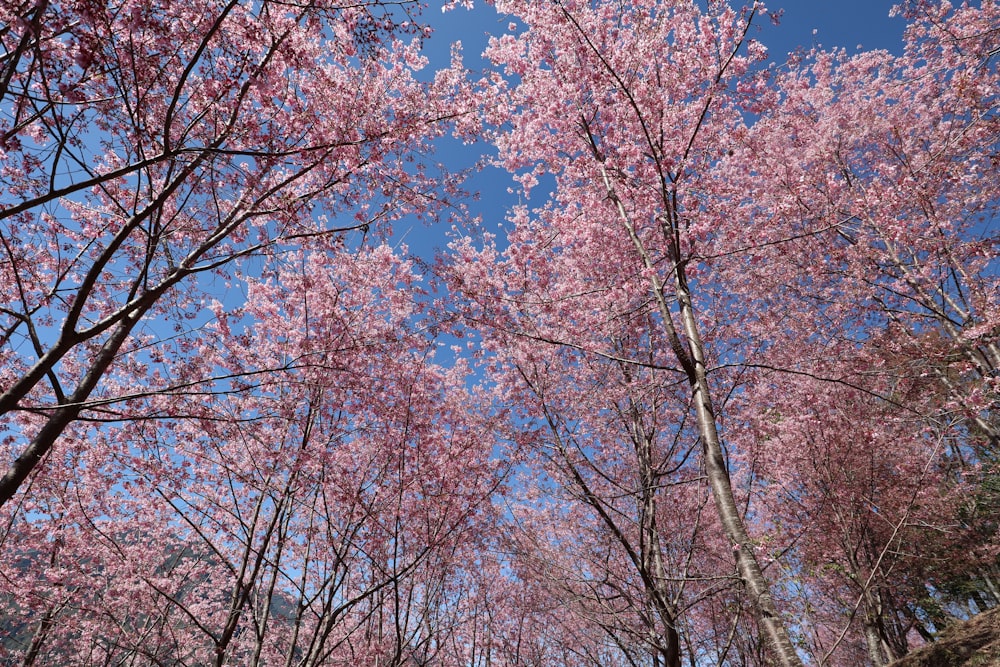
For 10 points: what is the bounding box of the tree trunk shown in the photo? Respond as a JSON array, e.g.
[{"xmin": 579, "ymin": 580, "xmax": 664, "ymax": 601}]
[
  {"xmin": 674, "ymin": 267, "xmax": 804, "ymax": 667},
  {"xmin": 599, "ymin": 161, "xmax": 802, "ymax": 667}
]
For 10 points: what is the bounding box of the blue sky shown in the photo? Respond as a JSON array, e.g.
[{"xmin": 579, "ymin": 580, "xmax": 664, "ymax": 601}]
[
  {"xmin": 767, "ymin": 1, "xmax": 906, "ymax": 54},
  {"xmin": 425, "ymin": 1, "xmax": 907, "ymax": 75}
]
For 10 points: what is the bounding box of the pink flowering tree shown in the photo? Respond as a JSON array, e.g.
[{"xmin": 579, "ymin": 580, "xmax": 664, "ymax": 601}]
[
  {"xmin": 733, "ymin": 0, "xmax": 999, "ymax": 446},
  {"xmin": 0, "ymin": 244, "xmax": 503, "ymax": 665},
  {"xmin": 2, "ymin": 0, "xmax": 997, "ymax": 663},
  {"xmin": 724, "ymin": 3, "xmax": 999, "ymax": 657},
  {"xmin": 0, "ymin": 0, "xmax": 470, "ymax": 508},
  {"xmin": 494, "ymin": 340, "xmax": 721, "ymax": 666},
  {"xmin": 451, "ymin": 0, "xmax": 998, "ymax": 664},
  {"xmin": 450, "ymin": 0, "xmax": 804, "ymax": 664},
  {"xmin": 0, "ymin": 0, "xmax": 503, "ymax": 663},
  {"xmin": 733, "ymin": 348, "xmax": 974, "ymax": 666}
]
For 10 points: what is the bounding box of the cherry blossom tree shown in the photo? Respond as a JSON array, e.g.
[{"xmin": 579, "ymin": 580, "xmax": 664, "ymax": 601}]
[
  {"xmin": 0, "ymin": 244, "xmax": 503, "ymax": 665},
  {"xmin": 723, "ymin": 4, "xmax": 999, "ymax": 658},
  {"xmin": 0, "ymin": 1, "xmax": 502, "ymax": 663},
  {"xmin": 733, "ymin": 348, "xmax": 975, "ymax": 666},
  {"xmin": 497, "ymin": 343, "xmax": 712, "ymax": 666},
  {"xmin": 0, "ymin": 0, "xmax": 469, "ymax": 509},
  {"xmin": 732, "ymin": 0, "xmax": 999, "ymax": 449},
  {"xmin": 2, "ymin": 0, "xmax": 997, "ymax": 663},
  {"xmin": 451, "ymin": 0, "xmax": 997, "ymax": 664},
  {"xmin": 452, "ymin": 1, "xmax": 803, "ymax": 663}
]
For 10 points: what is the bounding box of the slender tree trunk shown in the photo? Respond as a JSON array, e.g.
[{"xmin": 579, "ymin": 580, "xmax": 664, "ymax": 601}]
[
  {"xmin": 863, "ymin": 621, "xmax": 887, "ymax": 667},
  {"xmin": 22, "ymin": 606, "xmax": 58, "ymax": 667},
  {"xmin": 641, "ymin": 486, "xmax": 683, "ymax": 667},
  {"xmin": 598, "ymin": 162, "xmax": 802, "ymax": 667},
  {"xmin": 674, "ymin": 268, "xmax": 804, "ymax": 667},
  {"xmin": 979, "ymin": 566, "xmax": 1000, "ymax": 606},
  {"xmin": 637, "ymin": 427, "xmax": 682, "ymax": 667}
]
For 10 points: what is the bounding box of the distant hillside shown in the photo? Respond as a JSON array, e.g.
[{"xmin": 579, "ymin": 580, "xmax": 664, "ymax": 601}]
[{"xmin": 889, "ymin": 608, "xmax": 1000, "ymax": 667}]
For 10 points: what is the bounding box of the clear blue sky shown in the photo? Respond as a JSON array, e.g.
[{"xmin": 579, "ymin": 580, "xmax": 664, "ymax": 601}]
[
  {"xmin": 426, "ymin": 1, "xmax": 906, "ymax": 72},
  {"xmin": 759, "ymin": 1, "xmax": 906, "ymax": 55}
]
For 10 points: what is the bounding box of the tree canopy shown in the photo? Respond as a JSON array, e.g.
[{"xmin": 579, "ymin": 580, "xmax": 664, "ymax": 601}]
[{"xmin": 0, "ymin": 0, "xmax": 997, "ymax": 665}]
